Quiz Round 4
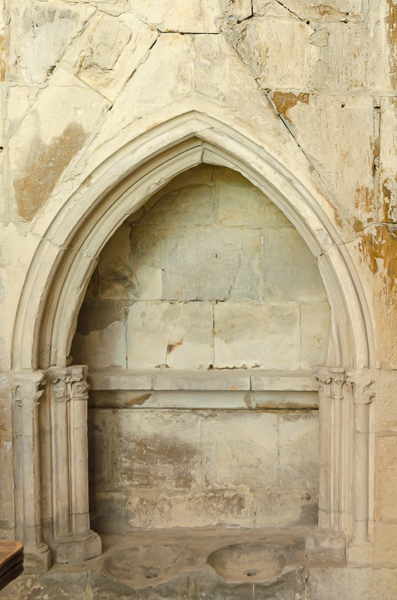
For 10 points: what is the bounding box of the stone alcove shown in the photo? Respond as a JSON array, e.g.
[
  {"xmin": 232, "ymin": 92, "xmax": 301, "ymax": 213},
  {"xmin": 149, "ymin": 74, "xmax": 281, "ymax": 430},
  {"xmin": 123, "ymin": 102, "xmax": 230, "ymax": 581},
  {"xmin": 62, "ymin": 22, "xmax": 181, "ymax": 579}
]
[
  {"xmin": 71, "ymin": 164, "xmax": 330, "ymax": 535},
  {"xmin": 9, "ymin": 113, "xmax": 375, "ymax": 572}
]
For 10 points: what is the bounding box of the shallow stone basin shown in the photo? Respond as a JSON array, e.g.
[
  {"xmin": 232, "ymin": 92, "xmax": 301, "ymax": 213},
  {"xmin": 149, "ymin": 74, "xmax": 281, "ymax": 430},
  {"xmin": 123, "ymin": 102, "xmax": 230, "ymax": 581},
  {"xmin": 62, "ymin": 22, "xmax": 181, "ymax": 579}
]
[
  {"xmin": 207, "ymin": 543, "xmax": 287, "ymax": 583},
  {"xmin": 102, "ymin": 544, "xmax": 196, "ymax": 589}
]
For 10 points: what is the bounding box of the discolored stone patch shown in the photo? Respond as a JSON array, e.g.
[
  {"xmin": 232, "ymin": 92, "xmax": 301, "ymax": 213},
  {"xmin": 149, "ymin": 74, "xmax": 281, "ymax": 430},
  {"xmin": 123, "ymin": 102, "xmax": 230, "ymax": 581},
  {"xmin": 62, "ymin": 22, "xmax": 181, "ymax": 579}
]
[{"xmin": 14, "ymin": 121, "xmax": 86, "ymax": 220}]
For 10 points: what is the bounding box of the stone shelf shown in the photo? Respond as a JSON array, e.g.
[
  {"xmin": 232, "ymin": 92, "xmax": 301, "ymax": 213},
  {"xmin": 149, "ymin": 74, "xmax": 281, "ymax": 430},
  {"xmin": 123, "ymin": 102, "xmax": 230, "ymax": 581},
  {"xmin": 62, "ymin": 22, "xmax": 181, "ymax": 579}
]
[{"xmin": 87, "ymin": 369, "xmax": 319, "ymax": 410}]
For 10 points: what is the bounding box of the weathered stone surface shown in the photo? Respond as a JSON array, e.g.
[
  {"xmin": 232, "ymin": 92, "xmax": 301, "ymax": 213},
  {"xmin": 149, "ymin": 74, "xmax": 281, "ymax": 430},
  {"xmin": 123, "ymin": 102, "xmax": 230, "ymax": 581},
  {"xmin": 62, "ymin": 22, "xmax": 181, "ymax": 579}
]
[
  {"xmin": 127, "ymin": 301, "xmax": 214, "ymax": 369},
  {"xmin": 300, "ymin": 303, "xmax": 330, "ymax": 369},
  {"xmin": 254, "ymin": 0, "xmax": 363, "ymax": 20},
  {"xmin": 8, "ymin": 1, "xmax": 95, "ymax": 84},
  {"xmin": 278, "ymin": 413, "xmax": 319, "ymax": 489},
  {"xmin": 262, "ymin": 227, "xmax": 327, "ymax": 302},
  {"xmin": 214, "ymin": 302, "xmax": 300, "ymax": 369},
  {"xmin": 379, "ymin": 97, "xmax": 397, "ymax": 223},
  {"xmin": 129, "ymin": 0, "xmax": 252, "ymax": 33},
  {"xmin": 9, "ymin": 68, "xmax": 110, "ymax": 220},
  {"xmin": 270, "ymin": 94, "xmax": 374, "ymax": 220},
  {"xmin": 62, "ymin": 12, "xmax": 158, "ymax": 101},
  {"xmin": 375, "ymin": 435, "xmax": 397, "ymax": 520},
  {"xmin": 73, "ymin": 320, "xmax": 127, "ymax": 368}
]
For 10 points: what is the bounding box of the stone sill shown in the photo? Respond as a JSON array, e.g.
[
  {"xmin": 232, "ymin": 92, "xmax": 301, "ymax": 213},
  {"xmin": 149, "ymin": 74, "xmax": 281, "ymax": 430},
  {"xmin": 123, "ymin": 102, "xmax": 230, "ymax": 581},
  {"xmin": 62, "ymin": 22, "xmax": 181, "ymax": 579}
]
[
  {"xmin": 88, "ymin": 369, "xmax": 319, "ymax": 410},
  {"xmin": 88, "ymin": 368, "xmax": 317, "ymax": 392}
]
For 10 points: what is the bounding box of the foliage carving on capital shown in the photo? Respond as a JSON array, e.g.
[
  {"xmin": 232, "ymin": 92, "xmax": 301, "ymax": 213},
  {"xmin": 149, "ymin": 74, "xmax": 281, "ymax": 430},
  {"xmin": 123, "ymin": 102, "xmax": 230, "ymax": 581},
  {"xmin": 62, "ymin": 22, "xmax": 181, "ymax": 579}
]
[
  {"xmin": 49, "ymin": 366, "xmax": 89, "ymax": 403},
  {"xmin": 11, "ymin": 371, "xmax": 45, "ymax": 408},
  {"xmin": 312, "ymin": 365, "xmax": 346, "ymax": 398},
  {"xmin": 346, "ymin": 369, "xmax": 376, "ymax": 405}
]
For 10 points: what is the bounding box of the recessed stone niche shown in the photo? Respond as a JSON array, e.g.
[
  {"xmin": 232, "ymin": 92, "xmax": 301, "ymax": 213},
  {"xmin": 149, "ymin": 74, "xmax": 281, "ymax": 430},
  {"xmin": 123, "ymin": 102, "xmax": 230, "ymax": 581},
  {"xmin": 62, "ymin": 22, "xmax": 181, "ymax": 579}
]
[{"xmin": 71, "ymin": 164, "xmax": 331, "ymax": 534}]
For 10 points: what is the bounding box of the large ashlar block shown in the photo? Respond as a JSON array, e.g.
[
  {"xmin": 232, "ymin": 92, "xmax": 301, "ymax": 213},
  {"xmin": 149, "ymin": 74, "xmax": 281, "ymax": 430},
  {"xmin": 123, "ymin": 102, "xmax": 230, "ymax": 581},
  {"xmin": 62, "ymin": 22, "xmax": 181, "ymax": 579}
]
[
  {"xmin": 300, "ymin": 303, "xmax": 331, "ymax": 368},
  {"xmin": 254, "ymin": 0, "xmax": 363, "ymax": 20},
  {"xmin": 380, "ymin": 98, "xmax": 397, "ymax": 223},
  {"xmin": 254, "ymin": 490, "xmax": 318, "ymax": 527},
  {"xmin": 163, "ymin": 229, "xmax": 261, "ymax": 301},
  {"xmin": 140, "ymin": 182, "xmax": 214, "ymax": 230},
  {"xmin": 242, "ymin": 14, "xmax": 320, "ymax": 89},
  {"xmin": 7, "ymin": 1, "xmax": 95, "ymax": 84},
  {"xmin": 98, "ymin": 225, "xmax": 163, "ymax": 300},
  {"xmin": 242, "ymin": 10, "xmax": 364, "ymax": 92},
  {"xmin": 127, "ymin": 301, "xmax": 214, "ymax": 369},
  {"xmin": 62, "ymin": 13, "xmax": 158, "ymax": 102},
  {"xmin": 201, "ymin": 412, "xmax": 279, "ymax": 489},
  {"xmin": 73, "ymin": 321, "xmax": 127, "ymax": 369},
  {"xmin": 120, "ymin": 410, "xmax": 202, "ymax": 490},
  {"xmin": 375, "ymin": 435, "xmax": 397, "ymax": 520},
  {"xmin": 214, "ymin": 302, "xmax": 300, "ymax": 369},
  {"xmin": 375, "ymin": 370, "xmax": 397, "ymax": 433},
  {"xmin": 262, "ymin": 228, "xmax": 327, "ymax": 302},
  {"xmin": 278, "ymin": 413, "xmax": 319, "ymax": 490},
  {"xmin": 273, "ymin": 94, "xmax": 374, "ymax": 219},
  {"xmin": 216, "ymin": 168, "xmax": 292, "ymax": 229},
  {"xmin": 9, "ymin": 68, "xmax": 110, "ymax": 221},
  {"xmin": 126, "ymin": 489, "xmax": 255, "ymax": 529},
  {"xmin": 88, "ymin": 409, "xmax": 124, "ymax": 494},
  {"xmin": 6, "ymin": 86, "xmax": 39, "ymax": 138},
  {"xmin": 128, "ymin": 0, "xmax": 252, "ymax": 33}
]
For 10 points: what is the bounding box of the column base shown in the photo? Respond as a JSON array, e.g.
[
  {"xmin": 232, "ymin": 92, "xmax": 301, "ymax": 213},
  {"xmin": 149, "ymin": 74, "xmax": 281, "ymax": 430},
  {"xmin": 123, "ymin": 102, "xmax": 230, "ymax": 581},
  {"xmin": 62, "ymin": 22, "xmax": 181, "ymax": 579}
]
[
  {"xmin": 306, "ymin": 528, "xmax": 346, "ymax": 568},
  {"xmin": 24, "ymin": 542, "xmax": 51, "ymax": 573},
  {"xmin": 53, "ymin": 530, "xmax": 102, "ymax": 564}
]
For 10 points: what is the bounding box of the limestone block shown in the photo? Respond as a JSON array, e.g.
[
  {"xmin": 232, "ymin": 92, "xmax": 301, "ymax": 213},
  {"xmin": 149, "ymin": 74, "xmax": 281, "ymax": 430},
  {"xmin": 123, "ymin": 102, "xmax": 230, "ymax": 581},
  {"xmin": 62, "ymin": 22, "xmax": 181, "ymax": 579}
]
[
  {"xmin": 120, "ymin": 410, "xmax": 202, "ymax": 490},
  {"xmin": 201, "ymin": 412, "xmax": 279, "ymax": 489},
  {"xmin": 62, "ymin": 12, "xmax": 158, "ymax": 102},
  {"xmin": 214, "ymin": 302, "xmax": 300, "ymax": 369},
  {"xmin": 140, "ymin": 180, "xmax": 214, "ymax": 230},
  {"xmin": 163, "ymin": 229, "xmax": 261, "ymax": 301},
  {"xmin": 127, "ymin": 301, "xmax": 214, "ymax": 369},
  {"xmin": 126, "ymin": 488, "xmax": 255, "ymax": 529},
  {"xmin": 375, "ymin": 370, "xmax": 397, "ymax": 433},
  {"xmin": 0, "ymin": 374, "xmax": 15, "ymax": 535},
  {"xmin": 300, "ymin": 303, "xmax": 331, "ymax": 369},
  {"xmin": 0, "ymin": 0, "xmax": 4, "ymax": 82},
  {"xmin": 90, "ymin": 492, "xmax": 134, "ymax": 535},
  {"xmin": 6, "ymin": 86, "xmax": 39, "ymax": 138},
  {"xmin": 129, "ymin": 0, "xmax": 252, "ymax": 33},
  {"xmin": 278, "ymin": 413, "xmax": 319, "ymax": 489},
  {"xmin": 254, "ymin": 490, "xmax": 318, "ymax": 527},
  {"xmin": 98, "ymin": 224, "xmax": 163, "ymax": 300},
  {"xmin": 8, "ymin": 1, "xmax": 95, "ymax": 83},
  {"xmin": 9, "ymin": 68, "xmax": 110, "ymax": 220},
  {"xmin": 242, "ymin": 13, "xmax": 320, "ymax": 89},
  {"xmin": 262, "ymin": 227, "xmax": 327, "ymax": 302},
  {"xmin": 88, "ymin": 409, "xmax": 123, "ymax": 493},
  {"xmin": 366, "ymin": 0, "xmax": 396, "ymax": 92},
  {"xmin": 308, "ymin": 565, "xmax": 397, "ymax": 600},
  {"xmin": 315, "ymin": 22, "xmax": 364, "ymax": 93},
  {"xmin": 151, "ymin": 370, "xmax": 250, "ymax": 391},
  {"xmin": 380, "ymin": 98, "xmax": 397, "ymax": 223},
  {"xmin": 241, "ymin": 10, "xmax": 364, "ymax": 92},
  {"xmin": 216, "ymin": 167, "xmax": 292, "ymax": 229},
  {"xmin": 272, "ymin": 94, "xmax": 374, "ymax": 219},
  {"xmin": 375, "ymin": 435, "xmax": 397, "ymax": 520},
  {"xmin": 254, "ymin": 0, "xmax": 363, "ymax": 20},
  {"xmin": 72, "ymin": 321, "xmax": 127, "ymax": 368}
]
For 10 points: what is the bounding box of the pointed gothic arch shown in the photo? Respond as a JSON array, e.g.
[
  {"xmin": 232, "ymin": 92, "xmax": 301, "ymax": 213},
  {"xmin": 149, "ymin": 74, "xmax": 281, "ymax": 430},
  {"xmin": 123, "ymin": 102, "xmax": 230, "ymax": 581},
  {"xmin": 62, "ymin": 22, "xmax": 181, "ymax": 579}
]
[{"xmin": 10, "ymin": 112, "xmax": 376, "ymax": 571}]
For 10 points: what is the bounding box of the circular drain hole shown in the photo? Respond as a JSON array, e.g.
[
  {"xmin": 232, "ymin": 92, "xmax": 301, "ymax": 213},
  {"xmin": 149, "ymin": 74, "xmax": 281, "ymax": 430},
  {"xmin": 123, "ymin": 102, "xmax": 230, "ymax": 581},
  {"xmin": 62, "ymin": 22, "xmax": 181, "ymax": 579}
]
[
  {"xmin": 245, "ymin": 570, "xmax": 258, "ymax": 578},
  {"xmin": 144, "ymin": 570, "xmax": 160, "ymax": 580}
]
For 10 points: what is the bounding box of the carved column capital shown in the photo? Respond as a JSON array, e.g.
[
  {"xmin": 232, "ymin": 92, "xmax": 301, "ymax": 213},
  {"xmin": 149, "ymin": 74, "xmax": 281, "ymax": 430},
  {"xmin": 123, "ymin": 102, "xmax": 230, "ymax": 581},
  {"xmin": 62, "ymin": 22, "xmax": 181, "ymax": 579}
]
[
  {"xmin": 313, "ymin": 365, "xmax": 346, "ymax": 398},
  {"xmin": 346, "ymin": 369, "xmax": 376, "ymax": 405},
  {"xmin": 49, "ymin": 366, "xmax": 89, "ymax": 403},
  {"xmin": 11, "ymin": 371, "xmax": 45, "ymax": 408}
]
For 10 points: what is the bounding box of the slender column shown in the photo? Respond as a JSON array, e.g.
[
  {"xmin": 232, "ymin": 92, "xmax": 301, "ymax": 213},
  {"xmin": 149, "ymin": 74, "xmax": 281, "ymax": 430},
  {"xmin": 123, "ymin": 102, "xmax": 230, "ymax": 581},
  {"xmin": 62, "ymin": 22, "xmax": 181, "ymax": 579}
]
[
  {"xmin": 48, "ymin": 366, "xmax": 101, "ymax": 563},
  {"xmin": 346, "ymin": 369, "xmax": 376, "ymax": 544},
  {"xmin": 11, "ymin": 371, "xmax": 51, "ymax": 573},
  {"xmin": 313, "ymin": 366, "xmax": 346, "ymax": 531}
]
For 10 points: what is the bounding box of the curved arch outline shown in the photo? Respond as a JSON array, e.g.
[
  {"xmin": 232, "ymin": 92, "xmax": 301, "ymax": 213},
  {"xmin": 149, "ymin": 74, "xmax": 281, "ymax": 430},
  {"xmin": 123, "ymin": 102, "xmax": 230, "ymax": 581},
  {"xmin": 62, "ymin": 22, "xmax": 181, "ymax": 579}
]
[{"xmin": 12, "ymin": 111, "xmax": 374, "ymax": 371}]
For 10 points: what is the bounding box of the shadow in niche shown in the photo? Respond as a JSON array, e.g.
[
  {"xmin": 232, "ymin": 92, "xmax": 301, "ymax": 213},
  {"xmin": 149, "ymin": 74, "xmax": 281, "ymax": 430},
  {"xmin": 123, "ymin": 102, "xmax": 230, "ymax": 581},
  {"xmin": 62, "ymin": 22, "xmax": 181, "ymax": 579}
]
[{"xmin": 74, "ymin": 164, "xmax": 330, "ymax": 590}]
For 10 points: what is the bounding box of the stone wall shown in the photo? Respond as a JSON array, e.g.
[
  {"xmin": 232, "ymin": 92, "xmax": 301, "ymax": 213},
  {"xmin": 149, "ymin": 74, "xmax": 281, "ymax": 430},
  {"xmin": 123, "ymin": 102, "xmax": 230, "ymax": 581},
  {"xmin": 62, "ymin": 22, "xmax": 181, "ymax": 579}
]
[
  {"xmin": 72, "ymin": 165, "xmax": 330, "ymax": 370},
  {"xmin": 71, "ymin": 165, "xmax": 326, "ymax": 530}
]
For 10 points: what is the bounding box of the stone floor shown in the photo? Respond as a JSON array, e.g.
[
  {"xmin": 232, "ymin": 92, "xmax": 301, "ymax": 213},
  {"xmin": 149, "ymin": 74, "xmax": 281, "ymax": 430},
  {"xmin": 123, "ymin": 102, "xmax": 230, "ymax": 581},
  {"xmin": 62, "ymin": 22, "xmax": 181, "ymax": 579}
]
[{"xmin": 2, "ymin": 529, "xmax": 397, "ymax": 600}]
